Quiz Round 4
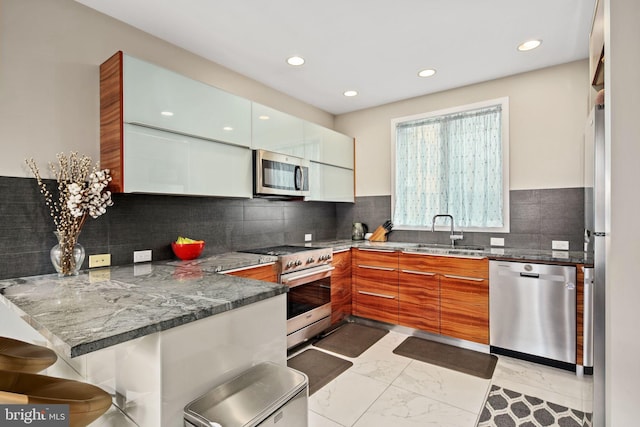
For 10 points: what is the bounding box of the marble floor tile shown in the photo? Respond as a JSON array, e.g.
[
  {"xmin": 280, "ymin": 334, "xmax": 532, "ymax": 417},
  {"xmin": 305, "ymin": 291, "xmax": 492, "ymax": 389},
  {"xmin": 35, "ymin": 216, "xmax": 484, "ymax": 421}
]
[
  {"xmin": 491, "ymin": 355, "xmax": 593, "ymax": 412},
  {"xmin": 309, "ymin": 410, "xmax": 347, "ymax": 427},
  {"xmin": 352, "ymin": 385, "xmax": 478, "ymax": 427},
  {"xmin": 349, "ymin": 332, "xmax": 412, "ymax": 384},
  {"xmin": 293, "ymin": 326, "xmax": 595, "ymax": 426},
  {"xmin": 309, "ymin": 371, "xmax": 389, "ymax": 427},
  {"xmin": 392, "ymin": 360, "xmax": 492, "ymax": 413}
]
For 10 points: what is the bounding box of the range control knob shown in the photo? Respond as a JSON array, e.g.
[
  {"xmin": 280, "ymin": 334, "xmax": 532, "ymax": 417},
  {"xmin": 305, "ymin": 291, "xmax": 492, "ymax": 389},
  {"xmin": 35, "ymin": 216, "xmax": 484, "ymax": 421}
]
[
  {"xmin": 307, "ymin": 257, "xmax": 315, "ymax": 264},
  {"xmin": 295, "ymin": 260, "xmax": 303, "ymax": 266},
  {"xmin": 286, "ymin": 261, "xmax": 295, "ymax": 269}
]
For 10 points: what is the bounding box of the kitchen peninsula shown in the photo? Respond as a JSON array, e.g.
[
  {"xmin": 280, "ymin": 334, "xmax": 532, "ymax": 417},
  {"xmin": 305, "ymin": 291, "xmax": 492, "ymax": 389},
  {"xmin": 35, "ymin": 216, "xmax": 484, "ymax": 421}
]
[{"xmin": 0, "ymin": 253, "xmax": 286, "ymax": 427}]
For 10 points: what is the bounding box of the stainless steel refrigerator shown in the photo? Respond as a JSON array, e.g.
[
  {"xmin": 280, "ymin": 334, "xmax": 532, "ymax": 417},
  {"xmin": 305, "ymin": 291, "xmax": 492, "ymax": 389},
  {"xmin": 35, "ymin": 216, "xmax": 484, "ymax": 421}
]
[{"xmin": 584, "ymin": 104, "xmax": 606, "ymax": 426}]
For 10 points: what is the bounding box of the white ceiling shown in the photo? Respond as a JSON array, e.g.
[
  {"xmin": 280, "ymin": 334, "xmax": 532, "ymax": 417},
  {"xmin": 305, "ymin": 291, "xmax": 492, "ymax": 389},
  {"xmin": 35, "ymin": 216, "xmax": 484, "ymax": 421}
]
[{"xmin": 76, "ymin": 0, "xmax": 596, "ymax": 115}]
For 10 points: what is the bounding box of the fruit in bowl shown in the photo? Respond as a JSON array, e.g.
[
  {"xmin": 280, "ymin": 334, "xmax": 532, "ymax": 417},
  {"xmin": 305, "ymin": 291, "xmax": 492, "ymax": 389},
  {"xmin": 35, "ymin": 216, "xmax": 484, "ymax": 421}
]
[{"xmin": 171, "ymin": 236, "xmax": 205, "ymax": 260}]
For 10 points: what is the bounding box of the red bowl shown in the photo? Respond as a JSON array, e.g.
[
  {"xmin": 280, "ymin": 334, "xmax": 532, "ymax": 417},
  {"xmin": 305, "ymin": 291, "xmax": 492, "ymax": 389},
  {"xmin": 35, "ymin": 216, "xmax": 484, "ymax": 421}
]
[{"xmin": 171, "ymin": 241, "xmax": 205, "ymax": 260}]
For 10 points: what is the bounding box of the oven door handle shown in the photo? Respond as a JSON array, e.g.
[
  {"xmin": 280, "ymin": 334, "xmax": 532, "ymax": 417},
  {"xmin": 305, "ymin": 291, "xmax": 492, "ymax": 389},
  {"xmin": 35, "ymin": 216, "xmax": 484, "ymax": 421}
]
[{"xmin": 281, "ymin": 266, "xmax": 335, "ymax": 287}]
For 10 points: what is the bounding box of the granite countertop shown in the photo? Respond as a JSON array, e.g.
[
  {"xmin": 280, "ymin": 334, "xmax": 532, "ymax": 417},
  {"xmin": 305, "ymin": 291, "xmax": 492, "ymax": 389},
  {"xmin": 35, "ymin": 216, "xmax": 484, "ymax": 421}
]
[
  {"xmin": 0, "ymin": 252, "xmax": 284, "ymax": 358},
  {"xmin": 0, "ymin": 243, "xmax": 590, "ymax": 360},
  {"xmin": 302, "ymin": 239, "xmax": 591, "ymax": 265}
]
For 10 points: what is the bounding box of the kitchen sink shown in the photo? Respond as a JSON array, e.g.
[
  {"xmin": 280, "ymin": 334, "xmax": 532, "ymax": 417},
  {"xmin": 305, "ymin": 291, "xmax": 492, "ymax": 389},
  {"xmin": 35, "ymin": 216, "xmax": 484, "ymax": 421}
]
[{"xmin": 409, "ymin": 244, "xmax": 487, "ymax": 256}]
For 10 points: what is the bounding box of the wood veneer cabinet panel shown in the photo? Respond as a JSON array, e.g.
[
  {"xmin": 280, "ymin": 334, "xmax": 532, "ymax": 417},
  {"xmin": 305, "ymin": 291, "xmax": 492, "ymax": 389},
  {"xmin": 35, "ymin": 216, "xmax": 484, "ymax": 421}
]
[
  {"xmin": 226, "ymin": 263, "xmax": 278, "ymax": 282},
  {"xmin": 331, "ymin": 250, "xmax": 352, "ymax": 324},
  {"xmin": 355, "ymin": 248, "xmax": 398, "ymax": 269},
  {"xmin": 399, "ymin": 270, "xmax": 440, "ymax": 333},
  {"xmin": 353, "ymin": 248, "xmax": 398, "ymax": 324},
  {"xmin": 399, "ymin": 253, "xmax": 440, "ymax": 333},
  {"xmin": 354, "ymin": 275, "xmax": 398, "ymax": 324},
  {"xmin": 440, "ymin": 275, "xmax": 489, "ymax": 344},
  {"xmin": 99, "ymin": 51, "xmax": 124, "ymax": 193}
]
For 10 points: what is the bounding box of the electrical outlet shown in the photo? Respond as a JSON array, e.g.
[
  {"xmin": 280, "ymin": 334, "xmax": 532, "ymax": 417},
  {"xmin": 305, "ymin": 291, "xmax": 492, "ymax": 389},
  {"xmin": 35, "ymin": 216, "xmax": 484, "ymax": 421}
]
[
  {"xmin": 304, "ymin": 234, "xmax": 312, "ymax": 242},
  {"xmin": 490, "ymin": 237, "xmax": 504, "ymax": 247},
  {"xmin": 552, "ymin": 240, "xmax": 569, "ymax": 250},
  {"xmin": 89, "ymin": 254, "xmax": 111, "ymax": 268},
  {"xmin": 134, "ymin": 250, "xmax": 152, "ymax": 263}
]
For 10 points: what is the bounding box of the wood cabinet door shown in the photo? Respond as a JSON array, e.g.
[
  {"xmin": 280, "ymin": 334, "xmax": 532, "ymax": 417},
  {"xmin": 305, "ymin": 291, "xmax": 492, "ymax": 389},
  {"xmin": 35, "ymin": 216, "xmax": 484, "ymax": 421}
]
[
  {"xmin": 225, "ymin": 263, "xmax": 278, "ymax": 282},
  {"xmin": 353, "ymin": 249, "xmax": 399, "ymax": 324},
  {"xmin": 440, "ymin": 275, "xmax": 489, "ymax": 344},
  {"xmin": 399, "ymin": 269, "xmax": 440, "ymax": 334},
  {"xmin": 331, "ymin": 250, "xmax": 352, "ymax": 324}
]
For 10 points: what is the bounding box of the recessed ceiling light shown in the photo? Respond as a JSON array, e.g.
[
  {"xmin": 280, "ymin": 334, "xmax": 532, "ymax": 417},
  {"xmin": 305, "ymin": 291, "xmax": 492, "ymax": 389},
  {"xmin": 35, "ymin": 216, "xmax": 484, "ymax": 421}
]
[
  {"xmin": 258, "ymin": 115, "xmax": 270, "ymax": 120},
  {"xmin": 286, "ymin": 56, "xmax": 305, "ymax": 66},
  {"xmin": 223, "ymin": 126, "xmax": 234, "ymax": 131},
  {"xmin": 517, "ymin": 39, "xmax": 542, "ymax": 52},
  {"xmin": 160, "ymin": 111, "xmax": 174, "ymax": 116},
  {"xmin": 418, "ymin": 68, "xmax": 437, "ymax": 78},
  {"xmin": 343, "ymin": 90, "xmax": 358, "ymax": 97}
]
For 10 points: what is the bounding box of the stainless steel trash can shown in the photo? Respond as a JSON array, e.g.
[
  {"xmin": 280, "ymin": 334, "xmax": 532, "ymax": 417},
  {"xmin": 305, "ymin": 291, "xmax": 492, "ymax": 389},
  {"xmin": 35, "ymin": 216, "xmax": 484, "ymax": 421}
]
[{"xmin": 184, "ymin": 362, "xmax": 308, "ymax": 427}]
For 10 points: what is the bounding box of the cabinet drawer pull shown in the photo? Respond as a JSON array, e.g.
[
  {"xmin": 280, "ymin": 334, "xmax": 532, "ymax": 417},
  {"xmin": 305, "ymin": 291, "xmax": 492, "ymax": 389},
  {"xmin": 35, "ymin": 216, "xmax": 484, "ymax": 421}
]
[
  {"xmin": 358, "ymin": 290, "xmax": 396, "ymax": 299},
  {"xmin": 401, "ymin": 269, "xmax": 436, "ymax": 276},
  {"xmin": 358, "ymin": 248, "xmax": 395, "ymax": 253},
  {"xmin": 358, "ymin": 265, "xmax": 395, "ymax": 271},
  {"xmin": 443, "ymin": 274, "xmax": 485, "ymax": 282}
]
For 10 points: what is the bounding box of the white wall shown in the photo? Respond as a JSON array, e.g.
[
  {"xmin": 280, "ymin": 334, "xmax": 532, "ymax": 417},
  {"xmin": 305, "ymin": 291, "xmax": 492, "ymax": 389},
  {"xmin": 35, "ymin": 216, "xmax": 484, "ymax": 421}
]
[
  {"xmin": 0, "ymin": 0, "xmax": 334, "ymax": 178},
  {"xmin": 335, "ymin": 60, "xmax": 589, "ymax": 196},
  {"xmin": 605, "ymin": 0, "xmax": 640, "ymax": 424}
]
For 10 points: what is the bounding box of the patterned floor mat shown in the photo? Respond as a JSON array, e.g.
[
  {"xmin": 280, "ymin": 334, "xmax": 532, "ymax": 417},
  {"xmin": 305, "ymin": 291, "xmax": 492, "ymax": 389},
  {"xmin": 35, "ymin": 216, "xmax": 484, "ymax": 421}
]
[{"xmin": 477, "ymin": 385, "xmax": 592, "ymax": 427}]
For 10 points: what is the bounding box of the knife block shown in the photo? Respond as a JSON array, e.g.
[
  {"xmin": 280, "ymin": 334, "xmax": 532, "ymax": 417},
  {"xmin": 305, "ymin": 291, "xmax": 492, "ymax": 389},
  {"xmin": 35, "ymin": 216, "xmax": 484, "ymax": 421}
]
[{"xmin": 369, "ymin": 226, "xmax": 388, "ymax": 242}]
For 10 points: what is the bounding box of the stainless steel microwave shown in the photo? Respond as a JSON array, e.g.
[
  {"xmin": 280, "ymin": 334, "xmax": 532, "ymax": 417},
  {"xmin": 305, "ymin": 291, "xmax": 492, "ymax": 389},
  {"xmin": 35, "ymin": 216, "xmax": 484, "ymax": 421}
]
[{"xmin": 253, "ymin": 149, "xmax": 310, "ymax": 197}]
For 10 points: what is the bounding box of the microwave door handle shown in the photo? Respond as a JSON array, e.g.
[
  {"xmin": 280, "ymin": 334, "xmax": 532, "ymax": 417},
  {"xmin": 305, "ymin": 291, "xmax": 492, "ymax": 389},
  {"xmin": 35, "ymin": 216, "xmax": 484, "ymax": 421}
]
[{"xmin": 294, "ymin": 165, "xmax": 303, "ymax": 191}]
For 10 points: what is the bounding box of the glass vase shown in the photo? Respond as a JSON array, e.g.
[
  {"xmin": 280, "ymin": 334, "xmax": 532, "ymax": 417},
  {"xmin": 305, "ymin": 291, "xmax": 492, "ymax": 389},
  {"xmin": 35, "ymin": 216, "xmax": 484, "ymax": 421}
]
[{"xmin": 50, "ymin": 231, "xmax": 85, "ymax": 277}]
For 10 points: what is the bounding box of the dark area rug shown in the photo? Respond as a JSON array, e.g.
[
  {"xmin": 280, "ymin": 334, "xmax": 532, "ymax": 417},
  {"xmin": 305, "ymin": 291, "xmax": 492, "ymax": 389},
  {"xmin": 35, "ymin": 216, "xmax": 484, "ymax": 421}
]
[
  {"xmin": 477, "ymin": 384, "xmax": 592, "ymax": 427},
  {"xmin": 287, "ymin": 349, "xmax": 353, "ymax": 395},
  {"xmin": 313, "ymin": 322, "xmax": 389, "ymax": 358},
  {"xmin": 392, "ymin": 336, "xmax": 498, "ymax": 379}
]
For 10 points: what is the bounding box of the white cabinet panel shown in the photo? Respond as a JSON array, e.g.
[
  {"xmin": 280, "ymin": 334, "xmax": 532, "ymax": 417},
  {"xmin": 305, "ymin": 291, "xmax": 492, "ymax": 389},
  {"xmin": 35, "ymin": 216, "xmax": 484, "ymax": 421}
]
[
  {"xmin": 251, "ymin": 103, "xmax": 305, "ymax": 157},
  {"xmin": 303, "ymin": 121, "xmax": 354, "ymax": 169},
  {"xmin": 124, "ymin": 124, "xmax": 252, "ymax": 198},
  {"xmin": 306, "ymin": 162, "xmax": 354, "ymax": 202},
  {"xmin": 124, "ymin": 55, "xmax": 251, "ymax": 147}
]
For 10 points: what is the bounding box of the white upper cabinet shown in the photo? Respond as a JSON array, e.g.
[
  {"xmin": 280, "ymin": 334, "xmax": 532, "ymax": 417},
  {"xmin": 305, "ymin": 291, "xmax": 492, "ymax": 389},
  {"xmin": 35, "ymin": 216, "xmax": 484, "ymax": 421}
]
[
  {"xmin": 124, "ymin": 124, "xmax": 252, "ymax": 198},
  {"xmin": 306, "ymin": 163, "xmax": 355, "ymax": 203},
  {"xmin": 303, "ymin": 122, "xmax": 354, "ymax": 169},
  {"xmin": 251, "ymin": 103, "xmax": 305, "ymax": 157},
  {"xmin": 123, "ymin": 55, "xmax": 251, "ymax": 147}
]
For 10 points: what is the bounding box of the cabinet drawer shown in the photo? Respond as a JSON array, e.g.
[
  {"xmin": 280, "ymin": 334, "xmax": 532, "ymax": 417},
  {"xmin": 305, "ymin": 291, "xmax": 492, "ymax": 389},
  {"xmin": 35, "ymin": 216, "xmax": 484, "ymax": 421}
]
[
  {"xmin": 399, "ymin": 252, "xmax": 441, "ymax": 273},
  {"xmin": 224, "ymin": 263, "xmax": 277, "ymax": 282},
  {"xmin": 400, "ymin": 252, "xmax": 488, "ymax": 278},
  {"xmin": 356, "ymin": 249, "xmax": 398, "ymax": 269},
  {"xmin": 355, "ymin": 268, "xmax": 398, "ymax": 297},
  {"xmin": 354, "ymin": 289, "xmax": 398, "ymax": 324},
  {"xmin": 398, "ymin": 270, "xmax": 438, "ymax": 305}
]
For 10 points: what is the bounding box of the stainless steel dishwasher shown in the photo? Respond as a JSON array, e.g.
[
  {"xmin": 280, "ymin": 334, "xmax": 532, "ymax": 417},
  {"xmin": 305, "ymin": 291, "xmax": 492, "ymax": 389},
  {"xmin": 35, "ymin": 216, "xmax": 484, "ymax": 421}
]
[{"xmin": 489, "ymin": 260, "xmax": 576, "ymax": 370}]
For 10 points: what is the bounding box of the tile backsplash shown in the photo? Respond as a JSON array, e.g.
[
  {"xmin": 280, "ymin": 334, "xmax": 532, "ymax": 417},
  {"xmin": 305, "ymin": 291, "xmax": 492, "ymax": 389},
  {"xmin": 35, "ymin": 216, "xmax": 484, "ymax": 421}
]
[
  {"xmin": 0, "ymin": 176, "xmax": 584, "ymax": 280},
  {"xmin": 351, "ymin": 189, "xmax": 585, "ymax": 251}
]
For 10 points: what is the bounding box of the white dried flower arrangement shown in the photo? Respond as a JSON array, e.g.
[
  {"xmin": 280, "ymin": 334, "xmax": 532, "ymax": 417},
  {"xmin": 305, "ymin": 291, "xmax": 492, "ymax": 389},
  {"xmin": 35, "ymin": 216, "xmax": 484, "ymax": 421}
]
[{"xmin": 26, "ymin": 152, "xmax": 114, "ymax": 274}]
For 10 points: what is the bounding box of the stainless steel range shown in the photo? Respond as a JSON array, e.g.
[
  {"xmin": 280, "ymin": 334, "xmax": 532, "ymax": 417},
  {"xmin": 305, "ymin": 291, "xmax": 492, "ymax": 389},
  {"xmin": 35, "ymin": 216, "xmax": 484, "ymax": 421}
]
[{"xmin": 240, "ymin": 245, "xmax": 334, "ymax": 348}]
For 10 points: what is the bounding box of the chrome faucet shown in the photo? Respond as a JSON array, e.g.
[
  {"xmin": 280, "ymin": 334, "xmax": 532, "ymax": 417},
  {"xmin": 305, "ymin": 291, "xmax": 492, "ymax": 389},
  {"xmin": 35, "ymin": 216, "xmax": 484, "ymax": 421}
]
[{"xmin": 431, "ymin": 214, "xmax": 464, "ymax": 247}]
